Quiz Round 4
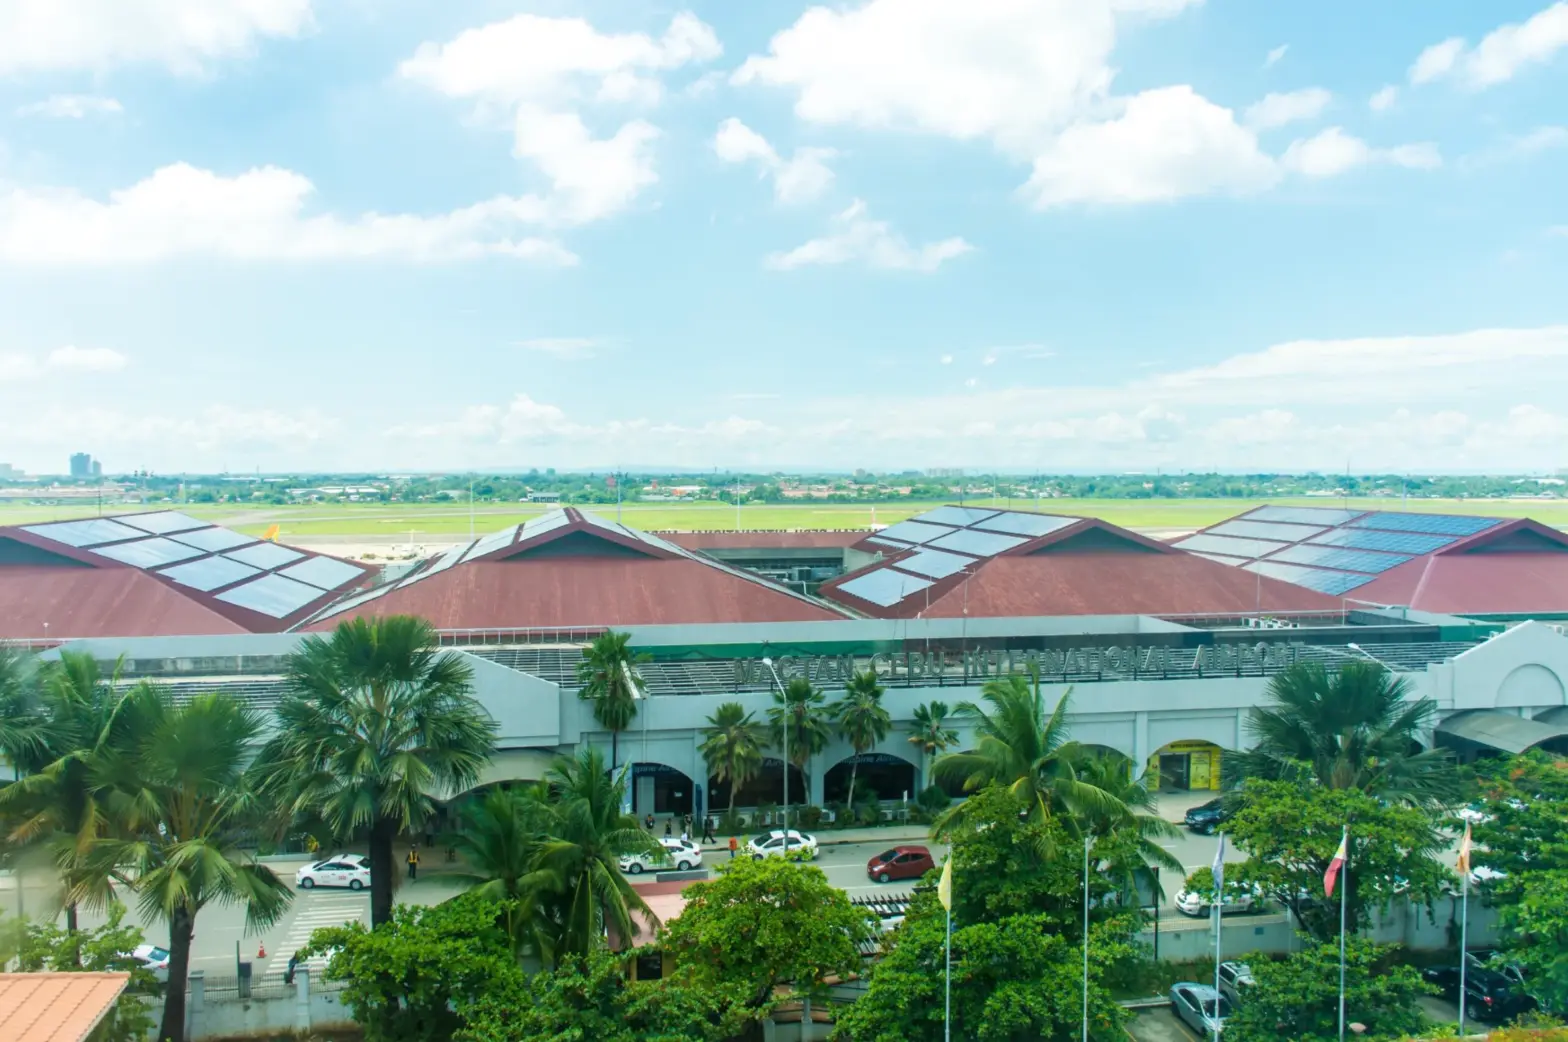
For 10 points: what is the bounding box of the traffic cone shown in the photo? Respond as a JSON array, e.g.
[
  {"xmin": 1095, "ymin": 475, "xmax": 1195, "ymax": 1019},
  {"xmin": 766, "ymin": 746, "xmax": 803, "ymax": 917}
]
[{"xmin": 258, "ymin": 942, "xmax": 266, "ymax": 959}]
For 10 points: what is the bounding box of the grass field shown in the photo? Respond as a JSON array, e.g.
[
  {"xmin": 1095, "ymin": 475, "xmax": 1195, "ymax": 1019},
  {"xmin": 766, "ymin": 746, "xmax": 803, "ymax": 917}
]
[{"xmin": 4, "ymin": 495, "xmax": 1567, "ymax": 539}]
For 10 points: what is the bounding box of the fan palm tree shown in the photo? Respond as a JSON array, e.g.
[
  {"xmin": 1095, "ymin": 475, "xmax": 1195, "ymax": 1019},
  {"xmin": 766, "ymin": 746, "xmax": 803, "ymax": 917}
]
[
  {"xmin": 700, "ymin": 702, "xmax": 767, "ymax": 815},
  {"xmin": 257, "ymin": 615, "xmax": 496, "ymax": 926},
  {"xmin": 831, "ymin": 671, "xmax": 891, "ymax": 809},
  {"xmin": 442, "ymin": 786, "xmax": 559, "ymax": 961},
  {"xmin": 1072, "ymin": 749, "xmax": 1183, "ymax": 903},
  {"xmin": 89, "ymin": 688, "xmax": 291, "ymax": 1042},
  {"xmin": 1226, "ymin": 660, "xmax": 1459, "ymax": 807},
  {"xmin": 931, "ymin": 673, "xmax": 1123, "ymax": 840},
  {"xmin": 576, "ymin": 631, "xmax": 648, "ymax": 773},
  {"xmin": 767, "ymin": 677, "xmax": 831, "ymax": 809},
  {"xmin": 907, "ymin": 700, "xmax": 959, "ymax": 790},
  {"xmin": 525, "ymin": 748, "xmax": 660, "ymax": 961}
]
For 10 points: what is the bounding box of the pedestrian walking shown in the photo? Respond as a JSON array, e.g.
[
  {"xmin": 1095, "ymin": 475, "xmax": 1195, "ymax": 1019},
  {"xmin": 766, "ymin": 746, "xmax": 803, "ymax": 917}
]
[
  {"xmin": 702, "ymin": 816, "xmax": 716, "ymax": 843},
  {"xmin": 406, "ymin": 847, "xmax": 419, "ymax": 880},
  {"xmin": 683, "ymin": 813, "xmax": 693, "ymax": 835},
  {"xmin": 645, "ymin": 812, "xmax": 655, "ymax": 831},
  {"xmin": 728, "ymin": 835, "xmax": 738, "ymax": 860},
  {"xmin": 663, "ymin": 818, "xmax": 672, "ymax": 837}
]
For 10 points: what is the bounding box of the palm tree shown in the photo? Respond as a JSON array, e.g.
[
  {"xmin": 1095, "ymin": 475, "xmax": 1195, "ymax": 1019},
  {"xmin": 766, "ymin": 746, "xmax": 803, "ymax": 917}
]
[
  {"xmin": 442, "ymin": 786, "xmax": 559, "ymax": 961},
  {"xmin": 257, "ymin": 615, "xmax": 496, "ymax": 927},
  {"xmin": 89, "ymin": 689, "xmax": 291, "ymax": 1042},
  {"xmin": 831, "ymin": 671, "xmax": 891, "ymax": 809},
  {"xmin": 700, "ymin": 702, "xmax": 767, "ymax": 815},
  {"xmin": 526, "ymin": 748, "xmax": 660, "ymax": 960},
  {"xmin": 1226, "ymin": 660, "xmax": 1459, "ymax": 807},
  {"xmin": 0, "ymin": 646, "xmax": 47, "ymax": 770},
  {"xmin": 1072, "ymin": 749, "xmax": 1183, "ymax": 903},
  {"xmin": 576, "ymin": 632, "xmax": 648, "ymax": 773},
  {"xmin": 907, "ymin": 700, "xmax": 958, "ymax": 790},
  {"xmin": 767, "ymin": 677, "xmax": 830, "ymax": 809},
  {"xmin": 931, "ymin": 673, "xmax": 1123, "ymax": 839}
]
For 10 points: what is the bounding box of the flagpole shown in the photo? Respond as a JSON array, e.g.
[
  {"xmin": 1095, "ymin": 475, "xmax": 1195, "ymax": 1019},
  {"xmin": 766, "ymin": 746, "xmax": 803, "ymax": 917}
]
[
  {"xmin": 1082, "ymin": 833, "xmax": 1091, "ymax": 1042},
  {"xmin": 1211, "ymin": 832, "xmax": 1226, "ymax": 1042},
  {"xmin": 945, "ymin": 899, "xmax": 952, "ymax": 1042},
  {"xmin": 1337, "ymin": 825, "xmax": 1349, "ymax": 1042},
  {"xmin": 1458, "ymin": 868, "xmax": 1469, "ymax": 1036}
]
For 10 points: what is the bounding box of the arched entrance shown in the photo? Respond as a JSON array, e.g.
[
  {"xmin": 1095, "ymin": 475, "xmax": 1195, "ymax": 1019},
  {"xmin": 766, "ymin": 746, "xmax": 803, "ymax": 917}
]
[
  {"xmin": 629, "ymin": 763, "xmax": 694, "ymax": 817},
  {"xmin": 824, "ymin": 753, "xmax": 917, "ymax": 805},
  {"xmin": 709, "ymin": 757, "xmax": 806, "ymax": 812},
  {"xmin": 1148, "ymin": 740, "xmax": 1224, "ymax": 792}
]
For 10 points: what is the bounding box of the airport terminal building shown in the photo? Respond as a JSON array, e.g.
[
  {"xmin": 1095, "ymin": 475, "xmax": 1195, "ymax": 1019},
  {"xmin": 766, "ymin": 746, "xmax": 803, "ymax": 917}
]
[{"xmin": 6, "ymin": 502, "xmax": 1568, "ymax": 820}]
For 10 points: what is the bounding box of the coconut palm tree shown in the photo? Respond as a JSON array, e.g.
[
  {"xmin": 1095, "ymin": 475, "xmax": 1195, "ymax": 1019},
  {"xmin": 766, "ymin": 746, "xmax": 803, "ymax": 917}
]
[
  {"xmin": 576, "ymin": 631, "xmax": 648, "ymax": 773},
  {"xmin": 442, "ymin": 786, "xmax": 559, "ymax": 961},
  {"xmin": 699, "ymin": 702, "xmax": 766, "ymax": 815},
  {"xmin": 89, "ymin": 688, "xmax": 291, "ymax": 1042},
  {"xmin": 257, "ymin": 615, "xmax": 496, "ymax": 927},
  {"xmin": 766, "ymin": 677, "xmax": 831, "ymax": 809},
  {"xmin": 525, "ymin": 748, "xmax": 660, "ymax": 961},
  {"xmin": 907, "ymin": 700, "xmax": 958, "ymax": 790},
  {"xmin": 1072, "ymin": 749, "xmax": 1183, "ymax": 903},
  {"xmin": 1226, "ymin": 660, "xmax": 1459, "ymax": 807},
  {"xmin": 0, "ymin": 646, "xmax": 47, "ymax": 770},
  {"xmin": 831, "ymin": 671, "xmax": 891, "ymax": 809}
]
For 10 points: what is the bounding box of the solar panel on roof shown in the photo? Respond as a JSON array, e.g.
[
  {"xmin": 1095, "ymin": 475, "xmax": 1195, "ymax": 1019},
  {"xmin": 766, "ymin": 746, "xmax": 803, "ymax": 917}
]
[
  {"xmin": 972, "ymin": 512, "xmax": 1078, "ymax": 539},
  {"xmin": 1192, "ymin": 552, "xmax": 1249, "ymax": 566},
  {"xmin": 1243, "ymin": 560, "xmax": 1374, "ymax": 596},
  {"xmin": 837, "ymin": 568, "xmax": 934, "ymax": 608},
  {"xmin": 521, "ymin": 511, "xmax": 570, "ymax": 537},
  {"xmin": 1347, "ymin": 512, "xmax": 1500, "ymax": 537},
  {"xmin": 461, "ymin": 526, "xmax": 521, "ymax": 562},
  {"xmin": 1245, "ymin": 506, "xmax": 1366, "ymax": 526},
  {"xmin": 171, "ymin": 527, "xmax": 257, "ymax": 553},
  {"xmin": 916, "ymin": 506, "xmax": 1000, "ymax": 527},
  {"xmin": 223, "ymin": 542, "xmax": 305, "ymax": 570},
  {"xmin": 22, "ymin": 518, "xmax": 145, "ymax": 548},
  {"xmin": 874, "ymin": 519, "xmax": 958, "ymax": 545},
  {"xmin": 91, "ymin": 537, "xmax": 207, "ymax": 569},
  {"xmin": 1173, "ymin": 533, "xmax": 1288, "ymax": 561},
  {"xmin": 278, "ymin": 556, "xmax": 365, "ymax": 591},
  {"xmin": 894, "ymin": 549, "xmax": 973, "ymax": 580},
  {"xmin": 214, "ymin": 573, "xmax": 324, "ymax": 618},
  {"xmin": 115, "ymin": 511, "xmax": 207, "ymax": 535},
  {"xmin": 396, "ymin": 542, "xmax": 471, "ymax": 588},
  {"xmin": 1308, "ymin": 528, "xmax": 1456, "ymax": 555},
  {"xmin": 161, "ymin": 556, "xmax": 262, "ymax": 592},
  {"xmin": 863, "ymin": 537, "xmax": 910, "ymax": 550},
  {"xmin": 307, "ymin": 583, "xmax": 394, "ymax": 622},
  {"xmin": 927, "ymin": 528, "xmax": 1028, "ymax": 558},
  {"xmin": 1209, "ymin": 519, "xmax": 1328, "ymax": 542},
  {"xmin": 1268, "ymin": 543, "xmax": 1410, "ymax": 574}
]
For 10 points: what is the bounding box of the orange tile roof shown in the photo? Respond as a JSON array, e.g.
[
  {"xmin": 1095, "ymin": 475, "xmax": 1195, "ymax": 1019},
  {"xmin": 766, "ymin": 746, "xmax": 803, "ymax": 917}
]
[{"xmin": 0, "ymin": 972, "xmax": 130, "ymax": 1042}]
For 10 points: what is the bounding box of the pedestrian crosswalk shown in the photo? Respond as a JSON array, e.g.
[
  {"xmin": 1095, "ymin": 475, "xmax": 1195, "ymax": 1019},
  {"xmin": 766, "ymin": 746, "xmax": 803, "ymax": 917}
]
[{"xmin": 264, "ymin": 895, "xmax": 367, "ymax": 980}]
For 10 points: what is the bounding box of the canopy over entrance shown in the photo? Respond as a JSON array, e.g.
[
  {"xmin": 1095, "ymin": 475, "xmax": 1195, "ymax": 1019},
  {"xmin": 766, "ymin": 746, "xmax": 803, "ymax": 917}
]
[{"xmin": 1436, "ymin": 710, "xmax": 1568, "ymax": 756}]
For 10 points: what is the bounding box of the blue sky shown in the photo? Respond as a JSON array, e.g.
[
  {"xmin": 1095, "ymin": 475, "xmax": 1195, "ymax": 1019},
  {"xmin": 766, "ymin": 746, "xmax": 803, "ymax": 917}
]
[{"xmin": 0, "ymin": 0, "xmax": 1565, "ymax": 475}]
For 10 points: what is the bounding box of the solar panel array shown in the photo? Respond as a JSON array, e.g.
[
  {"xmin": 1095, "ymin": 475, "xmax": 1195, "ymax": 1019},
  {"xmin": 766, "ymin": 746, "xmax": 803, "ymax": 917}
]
[
  {"xmin": 18, "ymin": 511, "xmax": 370, "ymax": 620},
  {"xmin": 1177, "ymin": 504, "xmax": 1507, "ymax": 600}
]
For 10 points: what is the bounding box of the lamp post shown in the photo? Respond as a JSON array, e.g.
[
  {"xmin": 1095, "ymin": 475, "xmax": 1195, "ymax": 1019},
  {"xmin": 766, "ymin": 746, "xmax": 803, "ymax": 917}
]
[{"xmin": 761, "ymin": 657, "xmax": 789, "ymax": 855}]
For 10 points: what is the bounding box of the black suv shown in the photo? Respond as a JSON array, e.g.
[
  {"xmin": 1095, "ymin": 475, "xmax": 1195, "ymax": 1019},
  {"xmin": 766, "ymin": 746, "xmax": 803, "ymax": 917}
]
[
  {"xmin": 1184, "ymin": 798, "xmax": 1229, "ymax": 835},
  {"xmin": 1423, "ymin": 958, "xmax": 1537, "ymax": 1022}
]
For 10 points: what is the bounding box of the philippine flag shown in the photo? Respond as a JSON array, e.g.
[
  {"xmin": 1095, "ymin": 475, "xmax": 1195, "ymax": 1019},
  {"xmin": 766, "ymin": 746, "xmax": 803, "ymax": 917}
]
[{"xmin": 1324, "ymin": 830, "xmax": 1349, "ymax": 897}]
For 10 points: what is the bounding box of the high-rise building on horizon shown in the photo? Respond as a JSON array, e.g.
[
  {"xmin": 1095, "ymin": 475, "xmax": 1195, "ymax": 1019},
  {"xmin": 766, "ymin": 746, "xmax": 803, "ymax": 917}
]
[{"xmin": 69, "ymin": 452, "xmax": 91, "ymax": 478}]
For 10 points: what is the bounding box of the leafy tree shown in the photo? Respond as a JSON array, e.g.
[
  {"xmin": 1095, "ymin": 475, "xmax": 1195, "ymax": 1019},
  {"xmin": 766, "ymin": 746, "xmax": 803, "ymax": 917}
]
[
  {"xmin": 1073, "ymin": 750, "xmax": 1183, "ymax": 902},
  {"xmin": 699, "ymin": 702, "xmax": 766, "ymax": 815},
  {"xmin": 833, "ymin": 891, "xmax": 1136, "ymax": 1042},
  {"xmin": 1226, "ymin": 937, "xmax": 1430, "ymax": 1042},
  {"xmin": 444, "ymin": 787, "xmax": 558, "ymax": 961},
  {"xmin": 258, "ymin": 615, "xmax": 495, "ymax": 927},
  {"xmin": 1226, "ymin": 661, "xmax": 1460, "ymax": 807},
  {"xmin": 1497, "ymin": 868, "xmax": 1568, "ymax": 1014},
  {"xmin": 1466, "ymin": 751, "xmax": 1568, "ymax": 906},
  {"xmin": 0, "ymin": 905, "xmax": 159, "ymax": 1042},
  {"xmin": 941, "ymin": 786, "xmax": 1095, "ymax": 930},
  {"xmin": 906, "ymin": 700, "xmax": 958, "ymax": 787},
  {"xmin": 766, "ymin": 677, "xmax": 831, "ymax": 808},
  {"xmin": 90, "ymin": 689, "xmax": 291, "ymax": 1042},
  {"xmin": 1226, "ymin": 779, "xmax": 1448, "ymax": 943},
  {"xmin": 831, "ymin": 671, "xmax": 891, "ymax": 808},
  {"xmin": 576, "ymin": 631, "xmax": 648, "ymax": 772},
  {"xmin": 660, "ymin": 855, "xmax": 873, "ymax": 1015}
]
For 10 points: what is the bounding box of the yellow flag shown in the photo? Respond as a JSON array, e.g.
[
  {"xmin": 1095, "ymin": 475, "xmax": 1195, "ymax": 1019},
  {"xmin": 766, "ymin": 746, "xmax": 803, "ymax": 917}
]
[
  {"xmin": 937, "ymin": 858, "xmax": 953, "ymax": 911},
  {"xmin": 1456, "ymin": 822, "xmax": 1472, "ymax": 876}
]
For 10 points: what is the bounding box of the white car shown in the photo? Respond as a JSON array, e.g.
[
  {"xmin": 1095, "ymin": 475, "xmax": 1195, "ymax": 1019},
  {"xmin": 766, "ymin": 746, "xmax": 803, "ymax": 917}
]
[
  {"xmin": 1217, "ymin": 961, "xmax": 1255, "ymax": 1006},
  {"xmin": 747, "ymin": 830, "xmax": 819, "ymax": 860},
  {"xmin": 1174, "ymin": 885, "xmax": 1258, "ymax": 917},
  {"xmin": 296, "ymin": 855, "xmax": 371, "ymax": 891},
  {"xmin": 130, "ymin": 943, "xmax": 171, "ymax": 982},
  {"xmin": 620, "ymin": 838, "xmax": 703, "ymax": 874}
]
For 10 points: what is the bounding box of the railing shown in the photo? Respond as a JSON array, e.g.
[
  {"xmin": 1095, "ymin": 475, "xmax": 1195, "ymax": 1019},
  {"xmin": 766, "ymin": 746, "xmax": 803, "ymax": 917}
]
[{"xmin": 437, "ymin": 626, "xmax": 605, "ymax": 647}]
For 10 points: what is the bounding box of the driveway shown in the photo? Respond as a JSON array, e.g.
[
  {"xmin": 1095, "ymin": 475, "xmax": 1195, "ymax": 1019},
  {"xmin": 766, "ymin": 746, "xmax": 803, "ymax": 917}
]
[{"xmin": 1127, "ymin": 1007, "xmax": 1201, "ymax": 1042}]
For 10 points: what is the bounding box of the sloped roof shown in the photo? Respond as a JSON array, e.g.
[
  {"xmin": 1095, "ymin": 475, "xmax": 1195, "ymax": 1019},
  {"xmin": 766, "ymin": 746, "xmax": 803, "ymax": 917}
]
[
  {"xmin": 0, "ymin": 972, "xmax": 130, "ymax": 1042},
  {"xmin": 0, "ymin": 511, "xmax": 373, "ymax": 639},
  {"xmin": 660, "ymin": 531, "xmax": 865, "ymax": 550},
  {"xmin": 306, "ymin": 509, "xmax": 847, "ymax": 630},
  {"xmin": 819, "ymin": 505, "xmax": 1340, "ymax": 618}
]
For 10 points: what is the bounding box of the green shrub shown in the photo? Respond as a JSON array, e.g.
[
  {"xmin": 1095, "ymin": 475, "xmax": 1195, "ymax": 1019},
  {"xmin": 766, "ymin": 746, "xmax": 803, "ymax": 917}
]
[
  {"xmin": 718, "ymin": 809, "xmax": 746, "ymax": 835},
  {"xmin": 826, "ymin": 801, "xmax": 852, "ymax": 828},
  {"xmin": 796, "ymin": 805, "xmax": 825, "ymax": 829},
  {"xmin": 917, "ymin": 785, "xmax": 951, "ymax": 814},
  {"xmin": 755, "ymin": 800, "xmax": 777, "ymax": 827}
]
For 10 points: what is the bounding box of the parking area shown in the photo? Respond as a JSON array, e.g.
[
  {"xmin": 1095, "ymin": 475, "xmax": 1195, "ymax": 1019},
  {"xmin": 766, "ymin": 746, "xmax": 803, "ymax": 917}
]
[{"xmin": 1127, "ymin": 1006, "xmax": 1201, "ymax": 1042}]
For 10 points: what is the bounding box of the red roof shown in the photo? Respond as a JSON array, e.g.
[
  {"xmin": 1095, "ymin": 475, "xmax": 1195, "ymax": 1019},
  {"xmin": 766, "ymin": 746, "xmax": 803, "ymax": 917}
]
[
  {"xmin": 1354, "ymin": 520, "xmax": 1568, "ymax": 614},
  {"xmin": 661, "ymin": 531, "xmax": 865, "ymax": 550},
  {"xmin": 0, "ymin": 567, "xmax": 249, "ymax": 640}
]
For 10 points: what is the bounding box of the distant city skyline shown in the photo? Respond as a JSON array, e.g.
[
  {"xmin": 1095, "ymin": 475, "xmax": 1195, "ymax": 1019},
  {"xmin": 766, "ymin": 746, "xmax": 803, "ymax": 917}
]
[{"xmin": 0, "ymin": 1, "xmax": 1565, "ymax": 474}]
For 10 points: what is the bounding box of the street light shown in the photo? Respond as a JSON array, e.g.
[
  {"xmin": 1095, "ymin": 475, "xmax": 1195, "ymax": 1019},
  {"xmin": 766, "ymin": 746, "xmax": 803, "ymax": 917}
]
[{"xmin": 761, "ymin": 657, "xmax": 790, "ymax": 856}]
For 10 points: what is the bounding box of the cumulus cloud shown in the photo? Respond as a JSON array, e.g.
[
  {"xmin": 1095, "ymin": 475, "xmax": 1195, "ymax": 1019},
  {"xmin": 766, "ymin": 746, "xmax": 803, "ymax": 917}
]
[
  {"xmin": 1244, "ymin": 88, "xmax": 1331, "ymax": 130},
  {"xmin": 15, "ymin": 94, "xmax": 123, "ymax": 119},
  {"xmin": 0, "ymin": 163, "xmax": 578, "ymax": 265},
  {"xmin": 1281, "ymin": 127, "xmax": 1441, "ymax": 178},
  {"xmin": 712, "ymin": 118, "xmax": 836, "ymax": 204},
  {"xmin": 764, "ymin": 199, "xmax": 973, "ymax": 272},
  {"xmin": 1369, "ymin": 85, "xmax": 1399, "ymax": 112},
  {"xmin": 1409, "ymin": 3, "xmax": 1568, "ymax": 88},
  {"xmin": 0, "ymin": 0, "xmax": 311, "ymax": 75},
  {"xmin": 0, "ymin": 345, "xmax": 127, "ymax": 381}
]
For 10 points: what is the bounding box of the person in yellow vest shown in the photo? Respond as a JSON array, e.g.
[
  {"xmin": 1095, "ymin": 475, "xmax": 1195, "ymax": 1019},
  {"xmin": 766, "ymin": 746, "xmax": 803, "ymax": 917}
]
[{"xmin": 406, "ymin": 847, "xmax": 419, "ymax": 881}]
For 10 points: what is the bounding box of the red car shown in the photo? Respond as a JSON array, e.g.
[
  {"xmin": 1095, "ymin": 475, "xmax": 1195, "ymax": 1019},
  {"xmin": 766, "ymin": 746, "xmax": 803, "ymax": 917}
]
[{"xmin": 866, "ymin": 845, "xmax": 935, "ymax": 883}]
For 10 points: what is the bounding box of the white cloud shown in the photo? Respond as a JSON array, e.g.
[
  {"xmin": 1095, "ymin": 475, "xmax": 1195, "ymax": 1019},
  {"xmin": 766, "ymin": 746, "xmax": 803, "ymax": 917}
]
[
  {"xmin": 511, "ymin": 108, "xmax": 660, "ymax": 225},
  {"xmin": 0, "ymin": 0, "xmax": 311, "ymax": 75},
  {"xmin": 1460, "ymin": 126, "xmax": 1568, "ymax": 170},
  {"xmin": 764, "ymin": 199, "xmax": 973, "ymax": 272},
  {"xmin": 712, "ymin": 118, "xmax": 836, "ymax": 204},
  {"xmin": 940, "ymin": 354, "xmax": 954, "ymax": 365},
  {"xmin": 16, "ymin": 94, "xmax": 123, "ymax": 119},
  {"xmin": 1264, "ymin": 44, "xmax": 1288, "ymax": 68},
  {"xmin": 48, "ymin": 345, "xmax": 126, "ymax": 371},
  {"xmin": 1244, "ymin": 88, "xmax": 1331, "ymax": 130},
  {"xmin": 517, "ymin": 337, "xmax": 598, "ymax": 357},
  {"xmin": 1281, "ymin": 127, "xmax": 1441, "ymax": 178},
  {"xmin": 1368, "ymin": 85, "xmax": 1399, "ymax": 112},
  {"xmin": 1023, "ymin": 86, "xmax": 1279, "ymax": 207},
  {"xmin": 0, "ymin": 163, "xmax": 579, "ymax": 265},
  {"xmin": 1409, "ymin": 3, "xmax": 1568, "ymax": 88}
]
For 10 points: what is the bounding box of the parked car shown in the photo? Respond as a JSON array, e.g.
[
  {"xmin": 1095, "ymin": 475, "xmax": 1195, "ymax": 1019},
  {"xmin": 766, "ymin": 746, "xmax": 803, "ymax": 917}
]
[
  {"xmin": 1216, "ymin": 961, "xmax": 1255, "ymax": 1006},
  {"xmin": 1174, "ymin": 884, "xmax": 1259, "ymax": 917},
  {"xmin": 1184, "ymin": 798, "xmax": 1230, "ymax": 835},
  {"xmin": 1171, "ymin": 982, "xmax": 1231, "ymax": 1036},
  {"xmin": 748, "ymin": 830, "xmax": 819, "ymax": 860},
  {"xmin": 129, "ymin": 943, "xmax": 171, "ymax": 982},
  {"xmin": 296, "ymin": 855, "xmax": 371, "ymax": 891},
  {"xmin": 620, "ymin": 837, "xmax": 703, "ymax": 874},
  {"xmin": 866, "ymin": 846, "xmax": 935, "ymax": 883},
  {"xmin": 1423, "ymin": 962, "xmax": 1537, "ymax": 1022}
]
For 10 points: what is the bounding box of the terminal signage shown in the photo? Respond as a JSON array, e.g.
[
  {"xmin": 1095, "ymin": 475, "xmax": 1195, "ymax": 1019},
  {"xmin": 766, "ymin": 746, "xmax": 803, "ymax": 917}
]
[{"xmin": 733, "ymin": 641, "xmax": 1305, "ymax": 686}]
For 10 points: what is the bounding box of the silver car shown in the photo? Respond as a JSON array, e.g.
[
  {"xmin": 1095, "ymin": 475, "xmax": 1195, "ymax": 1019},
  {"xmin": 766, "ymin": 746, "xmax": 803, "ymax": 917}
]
[
  {"xmin": 1216, "ymin": 961, "xmax": 1254, "ymax": 1006},
  {"xmin": 1171, "ymin": 982, "xmax": 1231, "ymax": 1037}
]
